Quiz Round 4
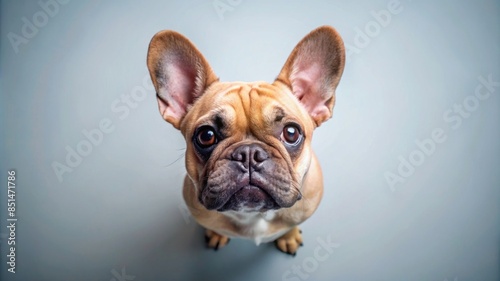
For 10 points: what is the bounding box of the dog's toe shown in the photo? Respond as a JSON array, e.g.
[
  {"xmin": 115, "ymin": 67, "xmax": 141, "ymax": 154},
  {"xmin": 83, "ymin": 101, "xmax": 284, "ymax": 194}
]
[
  {"xmin": 205, "ymin": 229, "xmax": 230, "ymax": 251},
  {"xmin": 275, "ymin": 227, "xmax": 303, "ymax": 255}
]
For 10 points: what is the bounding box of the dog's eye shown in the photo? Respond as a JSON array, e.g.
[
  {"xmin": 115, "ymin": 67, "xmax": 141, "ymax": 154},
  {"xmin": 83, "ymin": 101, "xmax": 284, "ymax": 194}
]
[
  {"xmin": 196, "ymin": 126, "xmax": 217, "ymax": 148},
  {"xmin": 281, "ymin": 125, "xmax": 302, "ymax": 145}
]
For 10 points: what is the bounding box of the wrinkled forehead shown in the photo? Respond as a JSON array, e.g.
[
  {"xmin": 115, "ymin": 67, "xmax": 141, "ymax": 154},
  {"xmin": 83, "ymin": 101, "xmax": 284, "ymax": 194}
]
[{"xmin": 183, "ymin": 82, "xmax": 310, "ymax": 134}]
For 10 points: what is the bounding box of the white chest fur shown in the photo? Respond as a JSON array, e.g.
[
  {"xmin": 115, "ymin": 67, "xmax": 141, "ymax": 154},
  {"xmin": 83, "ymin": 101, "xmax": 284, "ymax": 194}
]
[{"xmin": 224, "ymin": 210, "xmax": 289, "ymax": 245}]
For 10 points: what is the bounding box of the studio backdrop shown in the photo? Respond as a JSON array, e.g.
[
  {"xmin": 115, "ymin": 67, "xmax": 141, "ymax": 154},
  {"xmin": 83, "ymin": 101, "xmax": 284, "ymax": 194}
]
[{"xmin": 1, "ymin": 1, "xmax": 499, "ymax": 281}]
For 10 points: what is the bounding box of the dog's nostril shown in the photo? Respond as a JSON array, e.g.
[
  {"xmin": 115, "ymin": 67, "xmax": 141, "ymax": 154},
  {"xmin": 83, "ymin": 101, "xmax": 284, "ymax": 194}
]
[
  {"xmin": 231, "ymin": 146, "xmax": 249, "ymax": 163},
  {"xmin": 253, "ymin": 148, "xmax": 268, "ymax": 163},
  {"xmin": 233, "ymin": 151, "xmax": 246, "ymax": 162}
]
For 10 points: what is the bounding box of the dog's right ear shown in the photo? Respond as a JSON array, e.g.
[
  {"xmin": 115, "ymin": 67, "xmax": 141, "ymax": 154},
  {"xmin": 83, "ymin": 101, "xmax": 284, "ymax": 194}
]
[{"xmin": 147, "ymin": 30, "xmax": 218, "ymax": 129}]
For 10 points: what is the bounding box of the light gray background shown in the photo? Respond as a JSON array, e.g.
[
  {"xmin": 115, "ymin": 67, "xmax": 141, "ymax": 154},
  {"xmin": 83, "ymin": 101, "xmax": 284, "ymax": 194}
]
[{"xmin": 1, "ymin": 0, "xmax": 499, "ymax": 280}]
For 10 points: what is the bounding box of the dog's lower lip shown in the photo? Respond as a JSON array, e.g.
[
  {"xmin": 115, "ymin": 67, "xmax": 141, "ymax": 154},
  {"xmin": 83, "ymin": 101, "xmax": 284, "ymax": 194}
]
[{"xmin": 216, "ymin": 185, "xmax": 278, "ymax": 212}]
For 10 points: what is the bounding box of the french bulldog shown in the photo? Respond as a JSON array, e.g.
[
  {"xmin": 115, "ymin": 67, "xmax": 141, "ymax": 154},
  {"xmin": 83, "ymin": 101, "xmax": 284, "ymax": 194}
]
[{"xmin": 146, "ymin": 26, "xmax": 345, "ymax": 255}]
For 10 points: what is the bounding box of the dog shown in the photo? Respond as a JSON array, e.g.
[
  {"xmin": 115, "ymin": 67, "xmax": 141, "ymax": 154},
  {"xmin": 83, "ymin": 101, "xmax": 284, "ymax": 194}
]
[{"xmin": 146, "ymin": 26, "xmax": 345, "ymax": 255}]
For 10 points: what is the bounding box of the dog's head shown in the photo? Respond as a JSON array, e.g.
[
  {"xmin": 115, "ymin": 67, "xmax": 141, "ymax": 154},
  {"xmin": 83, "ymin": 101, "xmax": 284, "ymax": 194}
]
[{"xmin": 147, "ymin": 26, "xmax": 345, "ymax": 212}]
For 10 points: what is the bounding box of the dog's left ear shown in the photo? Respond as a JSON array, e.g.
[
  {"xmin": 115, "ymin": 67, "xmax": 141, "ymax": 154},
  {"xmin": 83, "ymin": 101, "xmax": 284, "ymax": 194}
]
[{"xmin": 276, "ymin": 26, "xmax": 345, "ymax": 127}]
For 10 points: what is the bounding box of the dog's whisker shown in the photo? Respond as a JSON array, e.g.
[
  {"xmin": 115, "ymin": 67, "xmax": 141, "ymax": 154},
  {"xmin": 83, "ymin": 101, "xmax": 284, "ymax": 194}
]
[{"xmin": 164, "ymin": 152, "xmax": 185, "ymax": 167}]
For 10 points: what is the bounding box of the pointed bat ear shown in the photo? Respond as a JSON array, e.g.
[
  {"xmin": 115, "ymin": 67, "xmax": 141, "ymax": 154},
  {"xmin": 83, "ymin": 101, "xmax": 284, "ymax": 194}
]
[
  {"xmin": 276, "ymin": 26, "xmax": 345, "ymax": 127},
  {"xmin": 147, "ymin": 30, "xmax": 218, "ymax": 129}
]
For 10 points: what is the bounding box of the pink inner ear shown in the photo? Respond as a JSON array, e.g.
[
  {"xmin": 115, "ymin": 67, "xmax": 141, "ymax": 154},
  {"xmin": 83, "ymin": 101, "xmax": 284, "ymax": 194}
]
[
  {"xmin": 290, "ymin": 59, "xmax": 329, "ymax": 116},
  {"xmin": 157, "ymin": 58, "xmax": 197, "ymax": 122}
]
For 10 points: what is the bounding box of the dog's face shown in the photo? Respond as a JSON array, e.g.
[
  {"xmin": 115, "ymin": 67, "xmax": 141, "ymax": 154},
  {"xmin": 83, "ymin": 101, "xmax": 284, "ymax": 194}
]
[
  {"xmin": 181, "ymin": 81, "xmax": 314, "ymax": 212},
  {"xmin": 147, "ymin": 26, "xmax": 345, "ymax": 213}
]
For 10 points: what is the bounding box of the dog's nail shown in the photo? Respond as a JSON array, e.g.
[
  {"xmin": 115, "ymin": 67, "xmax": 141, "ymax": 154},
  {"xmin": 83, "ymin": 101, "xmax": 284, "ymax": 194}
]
[
  {"xmin": 299, "ymin": 230, "xmax": 302, "ymax": 234},
  {"xmin": 300, "ymin": 243, "xmax": 303, "ymax": 246},
  {"xmin": 291, "ymin": 252, "xmax": 296, "ymax": 257}
]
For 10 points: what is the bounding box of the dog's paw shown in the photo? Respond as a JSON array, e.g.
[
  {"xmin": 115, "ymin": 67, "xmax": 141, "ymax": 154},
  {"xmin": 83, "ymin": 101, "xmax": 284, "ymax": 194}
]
[
  {"xmin": 275, "ymin": 227, "xmax": 303, "ymax": 256},
  {"xmin": 204, "ymin": 229, "xmax": 231, "ymax": 251}
]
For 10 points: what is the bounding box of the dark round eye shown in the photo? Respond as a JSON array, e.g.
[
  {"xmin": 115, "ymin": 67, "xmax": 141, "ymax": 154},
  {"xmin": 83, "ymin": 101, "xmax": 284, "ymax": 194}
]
[
  {"xmin": 281, "ymin": 125, "xmax": 302, "ymax": 145},
  {"xmin": 196, "ymin": 126, "xmax": 217, "ymax": 148}
]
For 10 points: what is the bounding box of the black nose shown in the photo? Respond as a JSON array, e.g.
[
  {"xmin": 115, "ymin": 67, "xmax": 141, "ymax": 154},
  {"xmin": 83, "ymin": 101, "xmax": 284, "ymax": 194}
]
[{"xmin": 231, "ymin": 144, "xmax": 269, "ymax": 170}]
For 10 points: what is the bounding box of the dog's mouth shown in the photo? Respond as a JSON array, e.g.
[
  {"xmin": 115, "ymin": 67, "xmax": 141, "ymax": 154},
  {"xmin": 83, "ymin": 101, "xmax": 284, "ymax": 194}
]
[
  {"xmin": 199, "ymin": 143, "xmax": 302, "ymax": 212},
  {"xmin": 200, "ymin": 172, "xmax": 302, "ymax": 212},
  {"xmin": 216, "ymin": 185, "xmax": 280, "ymax": 212}
]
